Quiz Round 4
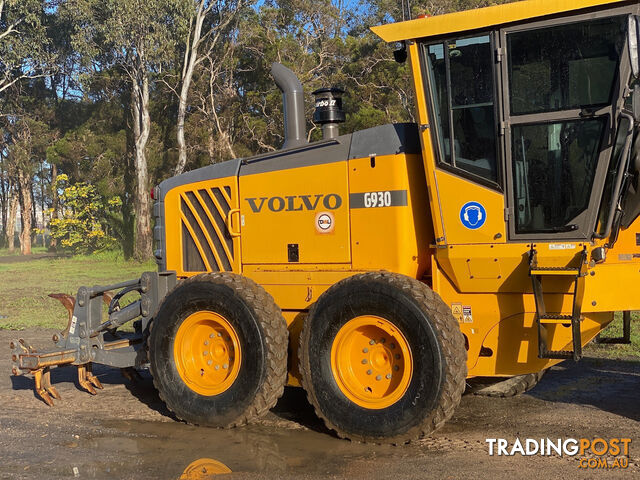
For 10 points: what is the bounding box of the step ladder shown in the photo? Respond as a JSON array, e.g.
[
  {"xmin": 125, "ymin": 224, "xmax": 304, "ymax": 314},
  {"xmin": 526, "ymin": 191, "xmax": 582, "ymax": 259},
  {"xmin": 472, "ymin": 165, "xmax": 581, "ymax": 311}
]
[{"xmin": 528, "ymin": 246, "xmax": 588, "ymax": 361}]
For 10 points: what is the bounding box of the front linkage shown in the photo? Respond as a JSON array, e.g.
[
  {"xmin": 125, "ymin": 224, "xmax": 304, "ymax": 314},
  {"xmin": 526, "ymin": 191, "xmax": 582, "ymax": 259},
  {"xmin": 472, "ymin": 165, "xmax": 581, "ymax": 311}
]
[{"xmin": 9, "ymin": 271, "xmax": 176, "ymax": 405}]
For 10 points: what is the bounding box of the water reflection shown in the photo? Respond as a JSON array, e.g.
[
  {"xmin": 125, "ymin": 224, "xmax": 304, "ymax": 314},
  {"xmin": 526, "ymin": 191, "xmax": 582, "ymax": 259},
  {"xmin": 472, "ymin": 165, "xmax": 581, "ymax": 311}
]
[{"xmin": 179, "ymin": 458, "xmax": 231, "ymax": 479}]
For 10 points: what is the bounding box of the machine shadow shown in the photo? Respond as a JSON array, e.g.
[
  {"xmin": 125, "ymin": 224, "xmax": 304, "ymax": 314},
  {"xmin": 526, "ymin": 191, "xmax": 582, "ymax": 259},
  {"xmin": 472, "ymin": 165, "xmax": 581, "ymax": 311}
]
[
  {"xmin": 270, "ymin": 386, "xmax": 335, "ymax": 436},
  {"xmin": 527, "ymin": 355, "xmax": 640, "ymax": 422}
]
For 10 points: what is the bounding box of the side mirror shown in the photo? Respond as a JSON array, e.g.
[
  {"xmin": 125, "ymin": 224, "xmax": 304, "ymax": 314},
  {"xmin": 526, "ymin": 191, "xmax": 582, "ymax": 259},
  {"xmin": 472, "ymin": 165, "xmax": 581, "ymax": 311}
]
[
  {"xmin": 393, "ymin": 42, "xmax": 407, "ymax": 63},
  {"xmin": 628, "ymin": 15, "xmax": 640, "ymax": 78}
]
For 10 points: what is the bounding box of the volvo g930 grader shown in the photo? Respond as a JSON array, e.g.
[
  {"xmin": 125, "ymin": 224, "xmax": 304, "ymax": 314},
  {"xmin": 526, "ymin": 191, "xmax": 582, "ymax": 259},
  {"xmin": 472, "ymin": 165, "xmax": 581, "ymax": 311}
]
[{"xmin": 10, "ymin": 0, "xmax": 640, "ymax": 443}]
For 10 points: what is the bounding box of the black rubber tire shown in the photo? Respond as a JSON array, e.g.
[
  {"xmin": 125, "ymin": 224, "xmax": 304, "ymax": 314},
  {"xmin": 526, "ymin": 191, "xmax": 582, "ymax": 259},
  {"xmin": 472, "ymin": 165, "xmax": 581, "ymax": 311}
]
[
  {"xmin": 471, "ymin": 370, "xmax": 547, "ymax": 397},
  {"xmin": 299, "ymin": 271, "xmax": 467, "ymax": 444},
  {"xmin": 148, "ymin": 272, "xmax": 288, "ymax": 427}
]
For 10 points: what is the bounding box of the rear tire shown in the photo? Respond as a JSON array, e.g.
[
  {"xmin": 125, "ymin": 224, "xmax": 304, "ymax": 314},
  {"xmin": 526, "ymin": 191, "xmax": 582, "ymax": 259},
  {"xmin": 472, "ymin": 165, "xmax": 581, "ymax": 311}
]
[
  {"xmin": 471, "ymin": 370, "xmax": 546, "ymax": 397},
  {"xmin": 149, "ymin": 273, "xmax": 288, "ymax": 427},
  {"xmin": 299, "ymin": 272, "xmax": 467, "ymax": 444}
]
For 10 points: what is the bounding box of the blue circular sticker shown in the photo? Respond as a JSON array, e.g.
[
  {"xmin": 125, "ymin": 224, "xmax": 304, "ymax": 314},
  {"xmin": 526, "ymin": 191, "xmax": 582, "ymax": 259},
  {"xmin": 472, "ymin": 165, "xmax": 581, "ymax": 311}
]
[{"xmin": 460, "ymin": 202, "xmax": 487, "ymax": 230}]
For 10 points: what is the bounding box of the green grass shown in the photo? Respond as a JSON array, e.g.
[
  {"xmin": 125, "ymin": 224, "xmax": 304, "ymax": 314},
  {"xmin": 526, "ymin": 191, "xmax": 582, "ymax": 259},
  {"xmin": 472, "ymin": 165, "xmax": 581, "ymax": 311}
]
[
  {"xmin": 0, "ymin": 246, "xmax": 48, "ymax": 257},
  {"xmin": 586, "ymin": 311, "xmax": 640, "ymax": 359},
  {"xmin": 0, "ymin": 250, "xmax": 155, "ymax": 330}
]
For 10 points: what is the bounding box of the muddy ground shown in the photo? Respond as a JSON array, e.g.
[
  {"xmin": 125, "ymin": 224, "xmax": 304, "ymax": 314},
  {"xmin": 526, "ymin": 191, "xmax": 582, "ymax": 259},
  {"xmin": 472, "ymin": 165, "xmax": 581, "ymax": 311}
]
[{"xmin": 1, "ymin": 328, "xmax": 639, "ymax": 480}]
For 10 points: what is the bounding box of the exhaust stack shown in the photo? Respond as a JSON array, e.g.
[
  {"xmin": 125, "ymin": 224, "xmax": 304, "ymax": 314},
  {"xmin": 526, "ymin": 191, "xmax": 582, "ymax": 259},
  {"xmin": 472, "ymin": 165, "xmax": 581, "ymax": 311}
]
[{"xmin": 271, "ymin": 63, "xmax": 308, "ymax": 150}]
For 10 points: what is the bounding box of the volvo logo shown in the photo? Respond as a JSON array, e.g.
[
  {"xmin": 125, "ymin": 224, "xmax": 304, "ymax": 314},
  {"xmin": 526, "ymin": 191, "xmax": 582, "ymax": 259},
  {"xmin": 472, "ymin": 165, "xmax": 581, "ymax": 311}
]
[{"xmin": 245, "ymin": 194, "xmax": 343, "ymax": 213}]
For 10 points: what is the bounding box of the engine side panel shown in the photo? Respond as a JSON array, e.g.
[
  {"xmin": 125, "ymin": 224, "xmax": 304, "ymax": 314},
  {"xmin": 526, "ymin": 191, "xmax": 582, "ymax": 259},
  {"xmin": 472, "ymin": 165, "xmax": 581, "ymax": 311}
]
[{"xmin": 159, "ymin": 162, "xmax": 242, "ymax": 276}]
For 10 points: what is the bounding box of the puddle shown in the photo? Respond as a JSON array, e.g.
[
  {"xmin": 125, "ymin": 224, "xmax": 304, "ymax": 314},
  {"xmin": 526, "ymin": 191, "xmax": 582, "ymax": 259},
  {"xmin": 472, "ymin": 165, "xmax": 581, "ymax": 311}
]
[{"xmin": 51, "ymin": 420, "xmax": 431, "ymax": 479}]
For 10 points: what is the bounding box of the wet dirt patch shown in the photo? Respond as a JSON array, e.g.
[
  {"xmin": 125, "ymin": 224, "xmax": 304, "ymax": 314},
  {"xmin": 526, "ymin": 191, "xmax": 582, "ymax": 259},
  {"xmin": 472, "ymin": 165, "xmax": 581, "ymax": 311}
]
[{"xmin": 1, "ymin": 328, "xmax": 639, "ymax": 479}]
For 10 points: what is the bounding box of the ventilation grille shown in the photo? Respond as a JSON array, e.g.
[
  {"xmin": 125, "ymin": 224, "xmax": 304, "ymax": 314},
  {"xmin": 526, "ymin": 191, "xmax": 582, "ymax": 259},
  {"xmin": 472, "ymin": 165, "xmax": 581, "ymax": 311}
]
[{"xmin": 180, "ymin": 186, "xmax": 234, "ymax": 272}]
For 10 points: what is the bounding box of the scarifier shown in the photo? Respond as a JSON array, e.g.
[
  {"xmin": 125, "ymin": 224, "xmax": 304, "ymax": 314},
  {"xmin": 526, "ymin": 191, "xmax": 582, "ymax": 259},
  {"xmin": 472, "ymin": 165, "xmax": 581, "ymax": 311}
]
[{"xmin": 10, "ymin": 0, "xmax": 640, "ymax": 443}]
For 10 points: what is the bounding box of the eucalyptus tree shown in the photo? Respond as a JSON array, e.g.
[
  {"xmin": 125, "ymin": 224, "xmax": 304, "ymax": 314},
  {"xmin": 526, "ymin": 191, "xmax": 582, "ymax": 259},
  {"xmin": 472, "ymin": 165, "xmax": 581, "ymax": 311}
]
[{"xmin": 67, "ymin": 0, "xmax": 184, "ymax": 260}]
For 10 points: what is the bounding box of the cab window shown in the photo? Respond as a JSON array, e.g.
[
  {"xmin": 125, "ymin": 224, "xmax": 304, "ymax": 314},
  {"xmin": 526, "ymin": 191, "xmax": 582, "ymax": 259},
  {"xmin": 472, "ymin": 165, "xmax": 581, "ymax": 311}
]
[{"xmin": 425, "ymin": 35, "xmax": 499, "ymax": 184}]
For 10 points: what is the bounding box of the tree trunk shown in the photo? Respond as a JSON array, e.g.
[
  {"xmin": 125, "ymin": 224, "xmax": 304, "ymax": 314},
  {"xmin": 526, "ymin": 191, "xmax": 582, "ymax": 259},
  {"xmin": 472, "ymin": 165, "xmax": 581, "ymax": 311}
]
[
  {"xmin": 7, "ymin": 189, "xmax": 17, "ymax": 253},
  {"xmin": 131, "ymin": 67, "xmax": 153, "ymax": 261},
  {"xmin": 0, "ymin": 156, "xmax": 7, "ymax": 240},
  {"xmin": 174, "ymin": 1, "xmax": 208, "ymax": 176},
  {"xmin": 17, "ymin": 169, "xmax": 32, "ymax": 255},
  {"xmin": 49, "ymin": 163, "xmax": 58, "ymax": 249}
]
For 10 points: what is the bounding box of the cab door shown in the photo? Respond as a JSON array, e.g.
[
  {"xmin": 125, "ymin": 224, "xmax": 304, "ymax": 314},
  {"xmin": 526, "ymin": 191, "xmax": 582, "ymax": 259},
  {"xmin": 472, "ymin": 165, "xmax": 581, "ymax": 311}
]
[
  {"xmin": 499, "ymin": 12, "xmax": 630, "ymax": 241},
  {"xmin": 421, "ymin": 32, "xmax": 507, "ymax": 245}
]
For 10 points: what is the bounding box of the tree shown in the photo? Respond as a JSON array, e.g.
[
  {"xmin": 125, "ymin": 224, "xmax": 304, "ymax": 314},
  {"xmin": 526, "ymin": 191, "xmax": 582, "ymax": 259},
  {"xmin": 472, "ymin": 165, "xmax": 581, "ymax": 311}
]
[
  {"xmin": 48, "ymin": 174, "xmax": 120, "ymax": 253},
  {"xmin": 172, "ymin": 0, "xmax": 249, "ymax": 175},
  {"xmin": 68, "ymin": 0, "xmax": 184, "ymax": 260},
  {"xmin": 0, "ymin": 0, "xmax": 54, "ymax": 94}
]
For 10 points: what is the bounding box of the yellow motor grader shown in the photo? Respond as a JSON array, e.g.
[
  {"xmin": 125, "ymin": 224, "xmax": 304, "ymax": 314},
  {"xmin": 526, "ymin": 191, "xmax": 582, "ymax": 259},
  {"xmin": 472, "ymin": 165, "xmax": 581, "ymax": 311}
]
[{"xmin": 10, "ymin": 0, "xmax": 640, "ymax": 443}]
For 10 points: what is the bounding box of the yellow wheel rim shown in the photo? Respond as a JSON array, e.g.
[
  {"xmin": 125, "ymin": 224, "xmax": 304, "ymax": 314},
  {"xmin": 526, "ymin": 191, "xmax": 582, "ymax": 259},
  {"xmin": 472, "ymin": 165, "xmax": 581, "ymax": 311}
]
[
  {"xmin": 174, "ymin": 311, "xmax": 242, "ymax": 396},
  {"xmin": 331, "ymin": 315, "xmax": 412, "ymax": 409}
]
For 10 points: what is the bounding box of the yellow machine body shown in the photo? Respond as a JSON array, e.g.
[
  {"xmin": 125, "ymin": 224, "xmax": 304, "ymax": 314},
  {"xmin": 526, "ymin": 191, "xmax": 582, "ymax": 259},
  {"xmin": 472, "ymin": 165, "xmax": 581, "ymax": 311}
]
[{"xmin": 155, "ymin": 0, "xmax": 640, "ymax": 384}]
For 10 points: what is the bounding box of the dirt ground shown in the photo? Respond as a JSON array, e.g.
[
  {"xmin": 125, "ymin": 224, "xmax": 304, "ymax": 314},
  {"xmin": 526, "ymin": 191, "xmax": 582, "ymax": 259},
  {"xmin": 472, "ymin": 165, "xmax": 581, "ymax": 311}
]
[{"xmin": 1, "ymin": 328, "xmax": 639, "ymax": 480}]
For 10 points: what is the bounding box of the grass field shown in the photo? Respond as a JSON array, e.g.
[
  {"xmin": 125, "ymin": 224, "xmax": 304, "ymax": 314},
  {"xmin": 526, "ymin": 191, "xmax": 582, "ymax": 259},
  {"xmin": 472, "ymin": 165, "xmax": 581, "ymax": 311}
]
[{"xmin": 0, "ymin": 249, "xmax": 154, "ymax": 330}]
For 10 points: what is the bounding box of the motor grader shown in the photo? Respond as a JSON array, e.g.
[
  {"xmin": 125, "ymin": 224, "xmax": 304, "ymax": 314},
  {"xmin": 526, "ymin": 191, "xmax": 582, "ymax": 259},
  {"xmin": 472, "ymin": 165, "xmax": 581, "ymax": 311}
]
[{"xmin": 10, "ymin": 0, "xmax": 640, "ymax": 443}]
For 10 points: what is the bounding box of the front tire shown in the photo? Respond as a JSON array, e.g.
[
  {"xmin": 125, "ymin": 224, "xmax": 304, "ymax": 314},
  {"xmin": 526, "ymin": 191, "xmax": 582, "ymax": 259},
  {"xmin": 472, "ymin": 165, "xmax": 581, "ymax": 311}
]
[
  {"xmin": 299, "ymin": 272, "xmax": 467, "ymax": 443},
  {"xmin": 149, "ymin": 273, "xmax": 288, "ymax": 427}
]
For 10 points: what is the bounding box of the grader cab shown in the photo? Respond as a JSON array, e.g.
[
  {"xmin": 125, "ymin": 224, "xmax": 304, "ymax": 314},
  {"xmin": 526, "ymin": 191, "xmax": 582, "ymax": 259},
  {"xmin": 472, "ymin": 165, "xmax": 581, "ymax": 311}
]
[{"xmin": 10, "ymin": 0, "xmax": 640, "ymax": 443}]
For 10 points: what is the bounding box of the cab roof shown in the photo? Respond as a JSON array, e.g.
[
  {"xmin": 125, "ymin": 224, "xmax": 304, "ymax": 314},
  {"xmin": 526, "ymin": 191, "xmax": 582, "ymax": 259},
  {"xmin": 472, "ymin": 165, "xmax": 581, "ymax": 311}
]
[{"xmin": 371, "ymin": 0, "xmax": 632, "ymax": 43}]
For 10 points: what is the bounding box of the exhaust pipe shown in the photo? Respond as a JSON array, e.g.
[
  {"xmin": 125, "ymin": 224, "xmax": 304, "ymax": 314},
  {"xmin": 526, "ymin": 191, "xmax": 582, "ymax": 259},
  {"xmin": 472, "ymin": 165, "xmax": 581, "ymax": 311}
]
[{"xmin": 271, "ymin": 63, "xmax": 307, "ymax": 149}]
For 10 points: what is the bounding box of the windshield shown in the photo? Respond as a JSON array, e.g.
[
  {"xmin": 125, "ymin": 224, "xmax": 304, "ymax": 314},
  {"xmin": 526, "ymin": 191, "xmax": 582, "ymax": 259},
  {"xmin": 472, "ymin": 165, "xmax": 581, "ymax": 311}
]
[{"xmin": 508, "ymin": 16, "xmax": 627, "ymax": 115}]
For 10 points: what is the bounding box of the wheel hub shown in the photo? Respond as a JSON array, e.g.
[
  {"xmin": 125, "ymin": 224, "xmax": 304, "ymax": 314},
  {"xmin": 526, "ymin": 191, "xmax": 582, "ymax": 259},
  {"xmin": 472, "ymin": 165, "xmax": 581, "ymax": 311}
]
[
  {"xmin": 174, "ymin": 311, "xmax": 242, "ymax": 396},
  {"xmin": 331, "ymin": 315, "xmax": 412, "ymax": 409}
]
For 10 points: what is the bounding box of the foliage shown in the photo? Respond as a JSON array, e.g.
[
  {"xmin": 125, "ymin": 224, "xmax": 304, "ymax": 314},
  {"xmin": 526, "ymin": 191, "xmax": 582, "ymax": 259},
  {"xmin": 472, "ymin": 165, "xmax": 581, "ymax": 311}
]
[
  {"xmin": 47, "ymin": 174, "xmax": 121, "ymax": 253},
  {"xmin": 0, "ymin": 0, "xmax": 522, "ymax": 258}
]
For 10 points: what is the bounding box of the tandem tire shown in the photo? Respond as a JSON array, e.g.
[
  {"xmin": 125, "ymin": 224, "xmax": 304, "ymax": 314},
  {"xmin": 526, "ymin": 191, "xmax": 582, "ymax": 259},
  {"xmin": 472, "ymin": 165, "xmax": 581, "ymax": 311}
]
[
  {"xmin": 299, "ymin": 271, "xmax": 467, "ymax": 443},
  {"xmin": 471, "ymin": 370, "xmax": 547, "ymax": 397},
  {"xmin": 148, "ymin": 272, "xmax": 288, "ymax": 427}
]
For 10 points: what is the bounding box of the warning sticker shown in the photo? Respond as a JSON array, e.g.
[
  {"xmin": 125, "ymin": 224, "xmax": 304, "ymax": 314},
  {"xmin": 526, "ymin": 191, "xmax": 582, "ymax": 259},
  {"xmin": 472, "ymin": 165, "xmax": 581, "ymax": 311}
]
[
  {"xmin": 69, "ymin": 315, "xmax": 78, "ymax": 334},
  {"xmin": 548, "ymin": 243, "xmax": 576, "ymax": 250},
  {"xmin": 463, "ymin": 305, "xmax": 473, "ymax": 323},
  {"xmin": 451, "ymin": 303, "xmax": 463, "ymax": 323}
]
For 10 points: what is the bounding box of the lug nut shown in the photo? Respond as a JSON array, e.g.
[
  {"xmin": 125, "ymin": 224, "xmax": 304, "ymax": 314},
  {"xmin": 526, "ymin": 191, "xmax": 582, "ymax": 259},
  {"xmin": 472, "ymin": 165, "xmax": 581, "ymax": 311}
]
[
  {"xmin": 390, "ymin": 343, "xmax": 395, "ymax": 349},
  {"xmin": 394, "ymin": 365, "xmax": 399, "ymax": 371},
  {"xmin": 215, "ymin": 365, "xmax": 220, "ymax": 370},
  {"xmin": 380, "ymin": 338, "xmax": 385, "ymax": 343},
  {"xmin": 376, "ymin": 375, "xmax": 382, "ymax": 381},
  {"xmin": 367, "ymin": 369, "xmax": 372, "ymax": 375},
  {"xmin": 361, "ymin": 359, "xmax": 368, "ymax": 364},
  {"xmin": 207, "ymin": 360, "xmax": 212, "ymax": 366},
  {"xmin": 395, "ymin": 354, "xmax": 400, "ymax": 360},
  {"xmin": 204, "ymin": 340, "xmax": 209, "ymax": 345},
  {"xmin": 363, "ymin": 348, "xmax": 368, "ymax": 353},
  {"xmin": 218, "ymin": 333, "xmax": 222, "ymax": 337},
  {"xmin": 209, "ymin": 333, "xmax": 215, "ymax": 338},
  {"xmin": 223, "ymin": 363, "xmax": 228, "ymax": 369},
  {"xmin": 369, "ymin": 340, "xmax": 375, "ymax": 345},
  {"xmin": 203, "ymin": 351, "xmax": 209, "ymax": 356},
  {"xmin": 386, "ymin": 374, "xmax": 392, "ymax": 379}
]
